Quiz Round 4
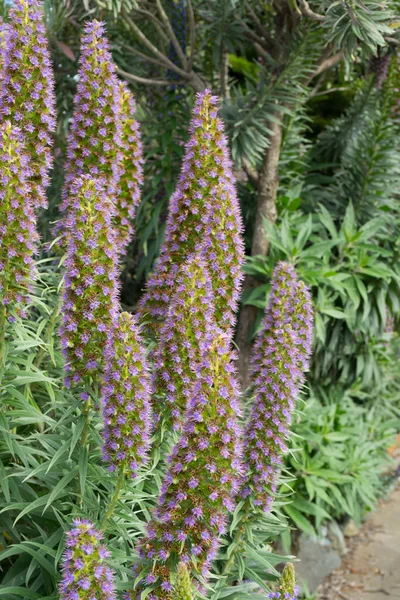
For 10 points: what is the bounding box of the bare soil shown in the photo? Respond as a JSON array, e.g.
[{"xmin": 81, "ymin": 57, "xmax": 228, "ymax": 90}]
[{"xmin": 318, "ymin": 483, "xmax": 400, "ymax": 600}]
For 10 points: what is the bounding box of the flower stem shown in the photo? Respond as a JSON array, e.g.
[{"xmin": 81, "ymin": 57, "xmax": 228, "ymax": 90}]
[
  {"xmin": 0, "ymin": 285, "xmax": 8, "ymax": 368},
  {"xmin": 101, "ymin": 468, "xmax": 125, "ymax": 529}
]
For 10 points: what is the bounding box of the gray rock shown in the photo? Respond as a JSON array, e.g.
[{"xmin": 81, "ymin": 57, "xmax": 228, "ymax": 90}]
[{"xmin": 295, "ymin": 532, "xmax": 342, "ymax": 593}]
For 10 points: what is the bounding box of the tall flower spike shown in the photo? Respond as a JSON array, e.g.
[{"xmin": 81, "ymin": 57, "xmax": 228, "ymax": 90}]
[
  {"xmin": 114, "ymin": 82, "xmax": 144, "ymax": 254},
  {"xmin": 136, "ymin": 332, "xmax": 243, "ymax": 600},
  {"xmin": 174, "ymin": 562, "xmax": 193, "ymax": 600},
  {"xmin": 55, "ymin": 20, "xmax": 122, "ymax": 243},
  {"xmin": 59, "ymin": 518, "xmax": 116, "ymax": 600},
  {"xmin": 102, "ymin": 312, "xmax": 152, "ymax": 478},
  {"xmin": 152, "ymin": 254, "xmax": 214, "ymax": 433},
  {"xmin": 269, "ymin": 563, "xmax": 299, "ymax": 600},
  {"xmin": 242, "ymin": 262, "xmax": 313, "ymax": 513},
  {"xmin": 139, "ymin": 90, "xmax": 245, "ymax": 333},
  {"xmin": 0, "ymin": 123, "xmax": 38, "ymax": 311},
  {"xmin": 60, "ymin": 176, "xmax": 119, "ymax": 386},
  {"xmin": 0, "ymin": 0, "xmax": 56, "ymax": 210}
]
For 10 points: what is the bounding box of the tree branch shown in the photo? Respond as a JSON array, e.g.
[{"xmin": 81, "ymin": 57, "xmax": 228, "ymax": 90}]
[
  {"xmin": 298, "ymin": 0, "xmax": 325, "ymax": 21},
  {"xmin": 155, "ymin": 0, "xmax": 188, "ymax": 68},
  {"xmin": 242, "ymin": 158, "xmax": 259, "ymax": 187},
  {"xmin": 117, "ymin": 67, "xmax": 173, "ymax": 86},
  {"xmin": 187, "ymin": 0, "xmax": 196, "ymax": 70},
  {"xmin": 132, "ymin": 7, "xmax": 170, "ymax": 44},
  {"xmin": 122, "ymin": 10, "xmax": 189, "ymax": 79}
]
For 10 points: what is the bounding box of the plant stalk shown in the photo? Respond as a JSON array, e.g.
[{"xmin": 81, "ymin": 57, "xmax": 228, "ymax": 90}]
[{"xmin": 101, "ymin": 468, "xmax": 125, "ymax": 529}]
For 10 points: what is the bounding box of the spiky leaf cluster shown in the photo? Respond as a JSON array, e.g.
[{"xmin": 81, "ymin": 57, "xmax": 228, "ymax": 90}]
[
  {"xmin": 0, "ymin": 122, "xmax": 38, "ymax": 310},
  {"xmin": 114, "ymin": 82, "xmax": 143, "ymax": 254},
  {"xmin": 56, "ymin": 20, "xmax": 122, "ymax": 241},
  {"xmin": 136, "ymin": 333, "xmax": 243, "ymax": 599},
  {"xmin": 0, "ymin": 0, "xmax": 56, "ymax": 210},
  {"xmin": 242, "ymin": 262, "xmax": 313, "ymax": 512},
  {"xmin": 102, "ymin": 311, "xmax": 152, "ymax": 478},
  {"xmin": 152, "ymin": 254, "xmax": 214, "ymax": 433},
  {"xmin": 60, "ymin": 176, "xmax": 119, "ymax": 386},
  {"xmin": 59, "ymin": 519, "xmax": 116, "ymax": 600},
  {"xmin": 139, "ymin": 90, "xmax": 244, "ymax": 333}
]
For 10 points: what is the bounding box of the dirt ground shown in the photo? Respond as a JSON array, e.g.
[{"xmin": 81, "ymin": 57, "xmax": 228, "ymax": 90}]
[{"xmin": 318, "ymin": 483, "xmax": 400, "ymax": 600}]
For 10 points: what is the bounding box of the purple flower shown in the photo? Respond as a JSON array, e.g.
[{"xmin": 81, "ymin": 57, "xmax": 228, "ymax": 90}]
[
  {"xmin": 0, "ymin": 0, "xmax": 56, "ymax": 209},
  {"xmin": 152, "ymin": 253, "xmax": 215, "ymax": 432},
  {"xmin": 136, "ymin": 331, "xmax": 243, "ymax": 598},
  {"xmin": 138, "ymin": 89, "xmax": 244, "ymax": 335},
  {"xmin": 55, "ymin": 20, "xmax": 123, "ymax": 246},
  {"xmin": 0, "ymin": 123, "xmax": 38, "ymax": 311},
  {"xmin": 101, "ymin": 312, "xmax": 152, "ymax": 477},
  {"xmin": 60, "ymin": 176, "xmax": 119, "ymax": 386},
  {"xmin": 242, "ymin": 262, "xmax": 313, "ymax": 512},
  {"xmin": 113, "ymin": 82, "xmax": 143, "ymax": 254},
  {"xmin": 59, "ymin": 519, "xmax": 116, "ymax": 600}
]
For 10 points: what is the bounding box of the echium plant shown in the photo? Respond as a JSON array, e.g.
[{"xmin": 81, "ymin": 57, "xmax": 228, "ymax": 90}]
[
  {"xmin": 114, "ymin": 82, "xmax": 144, "ymax": 254},
  {"xmin": 134, "ymin": 332, "xmax": 243, "ymax": 600},
  {"xmin": 0, "ymin": 0, "xmax": 56, "ymax": 210},
  {"xmin": 241, "ymin": 262, "xmax": 313, "ymax": 512},
  {"xmin": 0, "ymin": 123, "xmax": 38, "ymax": 317},
  {"xmin": 59, "ymin": 519, "xmax": 116, "ymax": 600},
  {"xmin": 56, "ymin": 20, "xmax": 123, "ymax": 243},
  {"xmin": 139, "ymin": 90, "xmax": 244, "ymax": 334},
  {"xmin": 102, "ymin": 311, "xmax": 152, "ymax": 478},
  {"xmin": 60, "ymin": 176, "xmax": 119, "ymax": 386},
  {"xmin": 152, "ymin": 254, "xmax": 214, "ymax": 434}
]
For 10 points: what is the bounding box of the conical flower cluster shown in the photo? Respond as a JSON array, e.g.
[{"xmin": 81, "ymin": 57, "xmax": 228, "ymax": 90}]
[
  {"xmin": 102, "ymin": 312, "xmax": 152, "ymax": 478},
  {"xmin": 59, "ymin": 518, "xmax": 116, "ymax": 600},
  {"xmin": 174, "ymin": 562, "xmax": 193, "ymax": 600},
  {"xmin": 152, "ymin": 254, "xmax": 214, "ymax": 433},
  {"xmin": 137, "ymin": 332, "xmax": 243, "ymax": 599},
  {"xmin": 114, "ymin": 82, "xmax": 143, "ymax": 254},
  {"xmin": 139, "ymin": 90, "xmax": 244, "ymax": 333},
  {"xmin": 0, "ymin": 0, "xmax": 56, "ymax": 210},
  {"xmin": 56, "ymin": 20, "xmax": 122, "ymax": 242},
  {"xmin": 268, "ymin": 563, "xmax": 299, "ymax": 600},
  {"xmin": 0, "ymin": 122, "xmax": 38, "ymax": 310},
  {"xmin": 242, "ymin": 262, "xmax": 313, "ymax": 512},
  {"xmin": 60, "ymin": 176, "xmax": 119, "ymax": 386}
]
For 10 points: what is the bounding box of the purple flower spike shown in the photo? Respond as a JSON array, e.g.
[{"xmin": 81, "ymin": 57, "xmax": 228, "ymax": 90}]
[
  {"xmin": 0, "ymin": 122, "xmax": 38, "ymax": 311},
  {"xmin": 152, "ymin": 253, "xmax": 215, "ymax": 433},
  {"xmin": 136, "ymin": 332, "xmax": 243, "ymax": 598},
  {"xmin": 101, "ymin": 312, "xmax": 152, "ymax": 478},
  {"xmin": 242, "ymin": 262, "xmax": 313, "ymax": 512},
  {"xmin": 138, "ymin": 89, "xmax": 244, "ymax": 334},
  {"xmin": 59, "ymin": 518, "xmax": 116, "ymax": 600},
  {"xmin": 114, "ymin": 82, "xmax": 143, "ymax": 254},
  {"xmin": 0, "ymin": 0, "xmax": 56, "ymax": 210},
  {"xmin": 55, "ymin": 20, "xmax": 123, "ymax": 245},
  {"xmin": 60, "ymin": 176, "xmax": 120, "ymax": 386}
]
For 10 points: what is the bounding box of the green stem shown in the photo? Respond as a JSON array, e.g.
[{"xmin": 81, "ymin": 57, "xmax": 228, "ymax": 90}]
[
  {"xmin": 101, "ymin": 468, "xmax": 125, "ymax": 529},
  {"xmin": 34, "ymin": 298, "xmax": 61, "ymax": 369},
  {"xmin": 81, "ymin": 397, "xmax": 91, "ymax": 448},
  {"xmin": 213, "ymin": 500, "xmax": 252, "ymax": 600},
  {"xmin": 0, "ymin": 286, "xmax": 8, "ymax": 368}
]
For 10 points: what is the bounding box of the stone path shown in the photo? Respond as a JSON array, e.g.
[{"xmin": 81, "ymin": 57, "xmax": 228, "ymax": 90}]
[{"xmin": 318, "ymin": 483, "xmax": 400, "ymax": 600}]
